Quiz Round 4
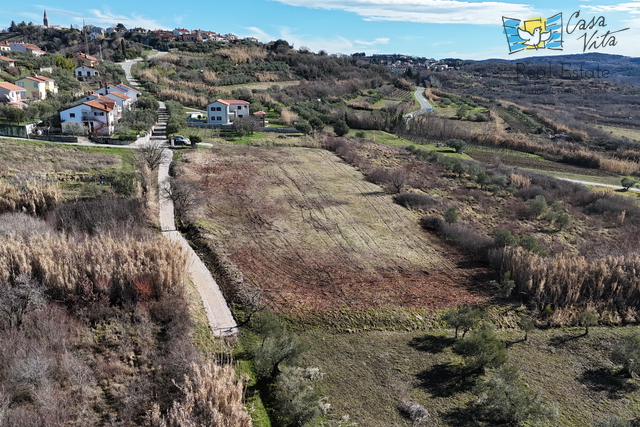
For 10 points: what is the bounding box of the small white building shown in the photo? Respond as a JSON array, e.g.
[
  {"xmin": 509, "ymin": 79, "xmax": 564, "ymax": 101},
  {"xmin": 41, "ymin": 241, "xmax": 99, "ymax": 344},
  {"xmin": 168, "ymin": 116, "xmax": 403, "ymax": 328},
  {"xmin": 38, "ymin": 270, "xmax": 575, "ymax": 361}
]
[
  {"xmin": 75, "ymin": 65, "xmax": 100, "ymax": 79},
  {"xmin": 60, "ymin": 100, "xmax": 116, "ymax": 135},
  {"xmin": 206, "ymin": 99, "xmax": 250, "ymax": 125}
]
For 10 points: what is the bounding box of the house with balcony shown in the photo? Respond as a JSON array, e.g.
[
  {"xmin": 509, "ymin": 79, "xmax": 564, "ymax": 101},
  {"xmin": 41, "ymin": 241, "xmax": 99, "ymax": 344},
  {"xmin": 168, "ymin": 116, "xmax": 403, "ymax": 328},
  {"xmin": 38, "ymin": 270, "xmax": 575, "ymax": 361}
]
[
  {"xmin": 206, "ymin": 99, "xmax": 250, "ymax": 125},
  {"xmin": 60, "ymin": 100, "xmax": 116, "ymax": 135},
  {"xmin": 78, "ymin": 92, "xmax": 122, "ymax": 118},
  {"xmin": 15, "ymin": 75, "xmax": 58, "ymax": 100}
]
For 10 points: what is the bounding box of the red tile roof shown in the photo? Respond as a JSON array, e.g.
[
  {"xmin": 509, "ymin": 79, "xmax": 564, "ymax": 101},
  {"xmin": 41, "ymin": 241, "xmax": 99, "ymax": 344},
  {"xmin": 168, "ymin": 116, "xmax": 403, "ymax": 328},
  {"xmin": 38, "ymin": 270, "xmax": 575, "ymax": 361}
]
[
  {"xmin": 216, "ymin": 99, "xmax": 250, "ymax": 105},
  {"xmin": 0, "ymin": 82, "xmax": 25, "ymax": 91},
  {"xmin": 0, "ymin": 55, "xmax": 16, "ymax": 62},
  {"xmin": 84, "ymin": 100, "xmax": 114, "ymax": 112}
]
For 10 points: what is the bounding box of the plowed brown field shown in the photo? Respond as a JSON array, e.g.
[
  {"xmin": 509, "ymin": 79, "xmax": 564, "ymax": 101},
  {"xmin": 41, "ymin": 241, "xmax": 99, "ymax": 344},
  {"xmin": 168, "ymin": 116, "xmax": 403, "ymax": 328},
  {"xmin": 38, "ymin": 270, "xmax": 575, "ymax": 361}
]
[{"xmin": 183, "ymin": 145, "xmax": 491, "ymax": 314}]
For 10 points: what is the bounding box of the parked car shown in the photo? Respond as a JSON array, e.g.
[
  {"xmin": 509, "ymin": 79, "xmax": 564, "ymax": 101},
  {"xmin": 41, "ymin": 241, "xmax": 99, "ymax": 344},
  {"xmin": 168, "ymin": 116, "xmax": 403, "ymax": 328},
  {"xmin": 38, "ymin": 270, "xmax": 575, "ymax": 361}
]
[{"xmin": 172, "ymin": 135, "xmax": 190, "ymax": 145}]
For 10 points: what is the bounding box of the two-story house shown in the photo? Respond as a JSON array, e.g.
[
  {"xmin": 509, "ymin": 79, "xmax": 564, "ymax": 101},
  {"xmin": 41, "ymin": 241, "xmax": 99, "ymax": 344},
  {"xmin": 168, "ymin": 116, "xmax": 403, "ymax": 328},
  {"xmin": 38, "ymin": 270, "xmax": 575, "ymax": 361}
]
[
  {"xmin": 15, "ymin": 75, "xmax": 58, "ymax": 100},
  {"xmin": 206, "ymin": 99, "xmax": 250, "ymax": 125},
  {"xmin": 60, "ymin": 100, "xmax": 116, "ymax": 135}
]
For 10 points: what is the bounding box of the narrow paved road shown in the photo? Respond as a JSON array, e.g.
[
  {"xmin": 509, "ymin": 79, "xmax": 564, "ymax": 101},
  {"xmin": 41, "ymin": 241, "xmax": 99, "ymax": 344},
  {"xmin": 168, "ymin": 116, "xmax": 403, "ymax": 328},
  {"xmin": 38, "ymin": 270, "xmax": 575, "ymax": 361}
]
[
  {"xmin": 158, "ymin": 149, "xmax": 238, "ymax": 336},
  {"xmin": 405, "ymin": 86, "xmax": 434, "ymax": 119},
  {"xmin": 118, "ymin": 54, "xmax": 238, "ymax": 336}
]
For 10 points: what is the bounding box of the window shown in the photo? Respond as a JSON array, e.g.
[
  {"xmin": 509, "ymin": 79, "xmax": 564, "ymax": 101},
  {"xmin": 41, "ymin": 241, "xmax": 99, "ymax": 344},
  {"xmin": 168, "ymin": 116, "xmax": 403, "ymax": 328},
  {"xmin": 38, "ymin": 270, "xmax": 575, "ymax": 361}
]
[
  {"xmin": 70, "ymin": 113, "xmax": 75, "ymax": 118},
  {"xmin": 211, "ymin": 107, "xmax": 215, "ymax": 111},
  {"xmin": 217, "ymin": 116, "xmax": 222, "ymax": 121},
  {"xmin": 216, "ymin": 107, "xmax": 222, "ymax": 111},
  {"xmin": 17, "ymin": 82, "xmax": 24, "ymax": 87},
  {"xmin": 238, "ymin": 115, "xmax": 243, "ymax": 118}
]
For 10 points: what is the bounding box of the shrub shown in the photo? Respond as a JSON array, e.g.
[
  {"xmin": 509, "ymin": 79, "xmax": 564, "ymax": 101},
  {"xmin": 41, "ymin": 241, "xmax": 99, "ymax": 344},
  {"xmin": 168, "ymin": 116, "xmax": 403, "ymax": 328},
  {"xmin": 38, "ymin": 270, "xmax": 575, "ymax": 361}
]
[
  {"xmin": 272, "ymin": 366, "xmax": 322, "ymax": 427},
  {"xmin": 394, "ymin": 193, "xmax": 438, "ymax": 210},
  {"xmin": 494, "ymin": 229, "xmax": 517, "ymax": 247},
  {"xmin": 294, "ymin": 120, "xmax": 312, "ymax": 135},
  {"xmin": 519, "ymin": 235, "xmax": 544, "ymax": 255},
  {"xmin": 473, "ymin": 364, "xmax": 557, "ymax": 425},
  {"xmin": 611, "ymin": 332, "xmax": 640, "ymax": 377},
  {"xmin": 527, "ymin": 195, "xmax": 548, "ymax": 217},
  {"xmin": 621, "ymin": 176, "xmax": 638, "ymax": 190},
  {"xmin": 445, "ymin": 138, "xmax": 466, "ymax": 153},
  {"xmin": 251, "ymin": 312, "xmax": 304, "ymax": 380},
  {"xmin": 442, "ymin": 305, "xmax": 485, "ymax": 339},
  {"xmin": 443, "ymin": 206, "xmax": 458, "ymax": 224},
  {"xmin": 333, "ymin": 119, "xmax": 349, "ymax": 137},
  {"xmin": 453, "ymin": 322, "xmax": 507, "ymax": 373}
]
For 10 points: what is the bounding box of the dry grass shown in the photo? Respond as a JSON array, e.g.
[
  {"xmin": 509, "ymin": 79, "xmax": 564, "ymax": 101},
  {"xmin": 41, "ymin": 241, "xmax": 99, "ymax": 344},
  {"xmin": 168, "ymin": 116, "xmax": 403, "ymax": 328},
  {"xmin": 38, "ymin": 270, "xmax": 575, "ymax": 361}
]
[
  {"xmin": 496, "ymin": 246, "xmax": 640, "ymax": 320},
  {"xmin": 217, "ymin": 45, "xmax": 268, "ymax": 63},
  {"xmin": 0, "ymin": 179, "xmax": 60, "ymax": 216},
  {"xmin": 151, "ymin": 362, "xmax": 252, "ymax": 427},
  {"xmin": 180, "ymin": 145, "xmax": 489, "ymax": 317},
  {"xmin": 0, "ymin": 233, "xmax": 188, "ymax": 300}
]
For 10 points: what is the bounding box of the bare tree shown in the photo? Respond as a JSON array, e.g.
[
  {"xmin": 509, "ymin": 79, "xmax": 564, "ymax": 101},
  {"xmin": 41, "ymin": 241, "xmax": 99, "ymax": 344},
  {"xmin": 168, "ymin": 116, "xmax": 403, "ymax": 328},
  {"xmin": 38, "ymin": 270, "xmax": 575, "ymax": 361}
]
[
  {"xmin": 138, "ymin": 141, "xmax": 167, "ymax": 171},
  {"xmin": 163, "ymin": 177, "xmax": 199, "ymax": 227},
  {"xmin": 0, "ymin": 275, "xmax": 46, "ymax": 330}
]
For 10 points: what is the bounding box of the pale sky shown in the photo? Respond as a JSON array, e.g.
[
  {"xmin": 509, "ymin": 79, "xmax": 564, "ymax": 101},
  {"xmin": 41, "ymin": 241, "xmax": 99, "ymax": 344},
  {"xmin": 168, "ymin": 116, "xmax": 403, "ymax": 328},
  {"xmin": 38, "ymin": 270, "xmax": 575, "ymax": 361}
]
[{"xmin": 2, "ymin": 0, "xmax": 639, "ymax": 59}]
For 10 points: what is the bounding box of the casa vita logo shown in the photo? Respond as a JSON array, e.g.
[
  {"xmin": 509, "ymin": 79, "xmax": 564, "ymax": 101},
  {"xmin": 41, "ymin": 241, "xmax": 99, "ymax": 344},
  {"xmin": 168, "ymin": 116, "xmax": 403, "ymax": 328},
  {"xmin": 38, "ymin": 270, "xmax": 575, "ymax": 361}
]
[{"xmin": 502, "ymin": 14, "xmax": 564, "ymax": 54}]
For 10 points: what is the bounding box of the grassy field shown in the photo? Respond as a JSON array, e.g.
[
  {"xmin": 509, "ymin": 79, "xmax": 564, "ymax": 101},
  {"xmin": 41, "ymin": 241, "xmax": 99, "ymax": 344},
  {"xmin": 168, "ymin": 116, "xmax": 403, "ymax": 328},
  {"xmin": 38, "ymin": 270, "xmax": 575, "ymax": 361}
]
[
  {"xmin": 597, "ymin": 125, "xmax": 640, "ymax": 142},
  {"xmin": 217, "ymin": 80, "xmax": 301, "ymax": 91},
  {"xmin": 298, "ymin": 325, "xmax": 640, "ymax": 426},
  {"xmin": 0, "ymin": 137, "xmax": 130, "ymax": 198},
  {"xmin": 181, "ymin": 145, "xmax": 491, "ymax": 319}
]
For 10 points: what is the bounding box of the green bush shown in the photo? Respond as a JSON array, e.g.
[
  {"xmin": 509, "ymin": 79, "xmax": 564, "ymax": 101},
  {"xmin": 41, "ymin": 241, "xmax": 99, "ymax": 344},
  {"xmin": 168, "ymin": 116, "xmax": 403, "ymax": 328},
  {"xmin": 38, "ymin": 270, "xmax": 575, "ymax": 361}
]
[
  {"xmin": 473, "ymin": 364, "xmax": 557, "ymax": 425},
  {"xmin": 453, "ymin": 322, "xmax": 507, "ymax": 373},
  {"xmin": 333, "ymin": 119, "xmax": 349, "ymax": 137}
]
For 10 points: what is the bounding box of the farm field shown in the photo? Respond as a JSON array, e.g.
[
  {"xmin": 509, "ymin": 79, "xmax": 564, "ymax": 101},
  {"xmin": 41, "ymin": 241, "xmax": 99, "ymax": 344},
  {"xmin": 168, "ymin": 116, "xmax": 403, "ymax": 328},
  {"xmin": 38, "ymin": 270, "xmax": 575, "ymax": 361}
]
[
  {"xmin": 298, "ymin": 326, "xmax": 640, "ymax": 427},
  {"xmin": 181, "ymin": 145, "xmax": 492, "ymax": 319},
  {"xmin": 0, "ymin": 137, "xmax": 129, "ymax": 198}
]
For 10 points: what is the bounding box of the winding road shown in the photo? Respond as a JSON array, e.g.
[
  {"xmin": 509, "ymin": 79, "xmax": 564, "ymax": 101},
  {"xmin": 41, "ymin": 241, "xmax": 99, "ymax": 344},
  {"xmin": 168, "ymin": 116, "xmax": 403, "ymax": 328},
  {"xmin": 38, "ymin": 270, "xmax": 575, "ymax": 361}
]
[{"xmin": 404, "ymin": 86, "xmax": 434, "ymax": 119}]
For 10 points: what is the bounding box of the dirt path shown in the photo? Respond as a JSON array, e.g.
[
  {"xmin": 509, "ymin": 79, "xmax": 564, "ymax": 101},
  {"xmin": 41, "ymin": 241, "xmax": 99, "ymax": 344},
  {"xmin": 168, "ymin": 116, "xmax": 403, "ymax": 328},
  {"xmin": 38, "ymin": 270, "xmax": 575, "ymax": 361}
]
[{"xmin": 158, "ymin": 148, "xmax": 238, "ymax": 336}]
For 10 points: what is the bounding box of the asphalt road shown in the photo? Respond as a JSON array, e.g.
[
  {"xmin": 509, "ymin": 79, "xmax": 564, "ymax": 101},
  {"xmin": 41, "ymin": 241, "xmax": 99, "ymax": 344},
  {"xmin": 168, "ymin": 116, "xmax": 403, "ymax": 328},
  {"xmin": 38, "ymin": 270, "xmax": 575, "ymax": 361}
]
[{"xmin": 404, "ymin": 86, "xmax": 434, "ymax": 119}]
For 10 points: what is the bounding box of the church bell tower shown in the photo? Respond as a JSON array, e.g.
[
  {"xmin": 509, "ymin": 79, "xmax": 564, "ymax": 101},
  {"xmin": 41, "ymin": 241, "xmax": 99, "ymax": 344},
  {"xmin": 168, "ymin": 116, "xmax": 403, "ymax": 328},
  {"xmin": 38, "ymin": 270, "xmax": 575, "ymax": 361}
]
[{"xmin": 43, "ymin": 10, "xmax": 49, "ymax": 28}]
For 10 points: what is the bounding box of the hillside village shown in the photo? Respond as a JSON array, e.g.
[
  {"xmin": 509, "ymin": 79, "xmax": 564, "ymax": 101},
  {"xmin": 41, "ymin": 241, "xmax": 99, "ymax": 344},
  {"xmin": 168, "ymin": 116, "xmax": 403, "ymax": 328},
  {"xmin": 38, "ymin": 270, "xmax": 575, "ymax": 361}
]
[{"xmin": 2, "ymin": 7, "xmax": 640, "ymax": 427}]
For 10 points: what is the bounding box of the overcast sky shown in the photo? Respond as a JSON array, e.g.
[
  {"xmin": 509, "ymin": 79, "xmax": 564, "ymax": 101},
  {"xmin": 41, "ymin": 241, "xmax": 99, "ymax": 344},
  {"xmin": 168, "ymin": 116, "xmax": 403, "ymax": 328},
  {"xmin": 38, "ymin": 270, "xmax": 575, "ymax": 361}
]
[{"xmin": 2, "ymin": 0, "xmax": 639, "ymax": 59}]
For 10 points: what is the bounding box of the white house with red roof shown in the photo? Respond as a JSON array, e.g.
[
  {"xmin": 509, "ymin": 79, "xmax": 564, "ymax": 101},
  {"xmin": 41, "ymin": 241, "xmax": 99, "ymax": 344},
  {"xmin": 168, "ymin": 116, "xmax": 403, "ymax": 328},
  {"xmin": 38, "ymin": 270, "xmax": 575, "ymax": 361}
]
[
  {"xmin": 0, "ymin": 42, "xmax": 11, "ymax": 52},
  {"xmin": 60, "ymin": 99, "xmax": 116, "ymax": 135},
  {"xmin": 206, "ymin": 99, "xmax": 250, "ymax": 124},
  {"xmin": 102, "ymin": 91, "xmax": 132, "ymax": 111},
  {"xmin": 15, "ymin": 75, "xmax": 58, "ymax": 100},
  {"xmin": 75, "ymin": 52, "xmax": 100, "ymax": 67},
  {"xmin": 0, "ymin": 82, "xmax": 27, "ymax": 104},
  {"xmin": 78, "ymin": 92, "xmax": 122, "ymax": 119},
  {"xmin": 10, "ymin": 43, "xmax": 46, "ymax": 56}
]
